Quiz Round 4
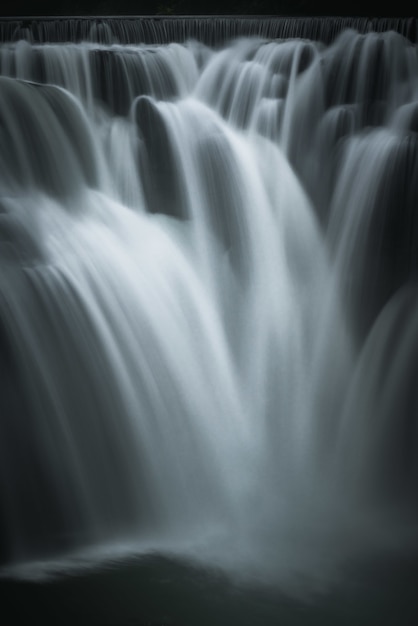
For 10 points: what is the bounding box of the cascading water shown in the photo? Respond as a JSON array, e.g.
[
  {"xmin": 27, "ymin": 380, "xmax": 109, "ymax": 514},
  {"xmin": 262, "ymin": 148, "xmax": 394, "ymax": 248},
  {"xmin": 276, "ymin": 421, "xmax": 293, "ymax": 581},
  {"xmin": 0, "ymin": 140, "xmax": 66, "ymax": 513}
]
[{"xmin": 0, "ymin": 18, "xmax": 418, "ymax": 595}]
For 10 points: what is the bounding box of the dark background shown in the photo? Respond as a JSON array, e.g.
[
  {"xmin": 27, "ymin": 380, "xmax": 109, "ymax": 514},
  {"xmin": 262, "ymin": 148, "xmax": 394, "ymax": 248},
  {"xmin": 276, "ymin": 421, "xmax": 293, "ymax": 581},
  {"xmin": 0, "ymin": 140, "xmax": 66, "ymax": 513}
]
[{"xmin": 0, "ymin": 0, "xmax": 416, "ymax": 17}]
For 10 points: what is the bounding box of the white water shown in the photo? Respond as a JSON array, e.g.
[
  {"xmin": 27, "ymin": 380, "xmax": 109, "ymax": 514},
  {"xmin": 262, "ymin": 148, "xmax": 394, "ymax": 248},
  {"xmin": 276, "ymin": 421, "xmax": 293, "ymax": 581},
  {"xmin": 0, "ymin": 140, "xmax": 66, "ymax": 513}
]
[{"xmin": 0, "ymin": 27, "xmax": 418, "ymax": 587}]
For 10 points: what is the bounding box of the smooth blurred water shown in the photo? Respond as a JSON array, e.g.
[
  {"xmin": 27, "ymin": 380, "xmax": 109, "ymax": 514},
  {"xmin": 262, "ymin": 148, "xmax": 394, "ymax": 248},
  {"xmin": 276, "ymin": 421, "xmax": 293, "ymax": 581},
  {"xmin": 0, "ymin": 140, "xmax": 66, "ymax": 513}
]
[{"xmin": 0, "ymin": 24, "xmax": 417, "ymax": 596}]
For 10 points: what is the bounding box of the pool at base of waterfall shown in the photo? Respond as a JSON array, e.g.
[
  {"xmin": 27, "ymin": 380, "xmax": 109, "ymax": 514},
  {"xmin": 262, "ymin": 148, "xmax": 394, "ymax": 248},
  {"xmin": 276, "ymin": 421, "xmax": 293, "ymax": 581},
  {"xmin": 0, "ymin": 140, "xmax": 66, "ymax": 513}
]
[{"xmin": 1, "ymin": 549, "xmax": 418, "ymax": 625}]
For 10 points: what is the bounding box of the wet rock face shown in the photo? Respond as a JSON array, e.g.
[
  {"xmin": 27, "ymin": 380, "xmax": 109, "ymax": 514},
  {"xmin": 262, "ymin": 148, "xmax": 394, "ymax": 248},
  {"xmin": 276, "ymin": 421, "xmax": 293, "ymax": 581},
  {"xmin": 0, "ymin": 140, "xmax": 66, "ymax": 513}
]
[{"xmin": 0, "ymin": 77, "xmax": 99, "ymax": 199}]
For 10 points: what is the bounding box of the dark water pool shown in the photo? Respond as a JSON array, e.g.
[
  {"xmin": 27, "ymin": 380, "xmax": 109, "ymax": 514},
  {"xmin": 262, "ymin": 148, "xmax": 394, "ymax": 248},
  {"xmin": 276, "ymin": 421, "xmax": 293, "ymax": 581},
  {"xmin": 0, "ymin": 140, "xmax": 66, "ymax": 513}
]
[{"xmin": 2, "ymin": 551, "xmax": 418, "ymax": 625}]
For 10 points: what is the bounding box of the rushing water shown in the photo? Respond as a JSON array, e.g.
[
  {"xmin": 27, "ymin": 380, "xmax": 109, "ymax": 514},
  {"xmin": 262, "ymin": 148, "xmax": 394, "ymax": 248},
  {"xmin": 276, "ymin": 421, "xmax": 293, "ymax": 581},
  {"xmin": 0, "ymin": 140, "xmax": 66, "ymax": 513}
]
[
  {"xmin": 1, "ymin": 16, "xmax": 417, "ymax": 46},
  {"xmin": 0, "ymin": 19, "xmax": 418, "ymax": 598}
]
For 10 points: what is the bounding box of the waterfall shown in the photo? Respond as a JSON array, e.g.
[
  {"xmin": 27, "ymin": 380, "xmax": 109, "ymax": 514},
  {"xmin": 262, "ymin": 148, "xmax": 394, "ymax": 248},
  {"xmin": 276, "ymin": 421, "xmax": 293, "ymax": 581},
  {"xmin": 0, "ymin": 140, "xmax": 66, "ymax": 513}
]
[
  {"xmin": 0, "ymin": 16, "xmax": 417, "ymax": 45},
  {"xmin": 0, "ymin": 19, "xmax": 418, "ymax": 584}
]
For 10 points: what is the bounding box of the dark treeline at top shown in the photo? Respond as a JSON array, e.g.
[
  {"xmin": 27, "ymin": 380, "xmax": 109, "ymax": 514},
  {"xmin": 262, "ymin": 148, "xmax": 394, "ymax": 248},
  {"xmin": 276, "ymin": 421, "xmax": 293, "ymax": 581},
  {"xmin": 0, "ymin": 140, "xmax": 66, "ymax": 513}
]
[{"xmin": 1, "ymin": 0, "xmax": 416, "ymax": 17}]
